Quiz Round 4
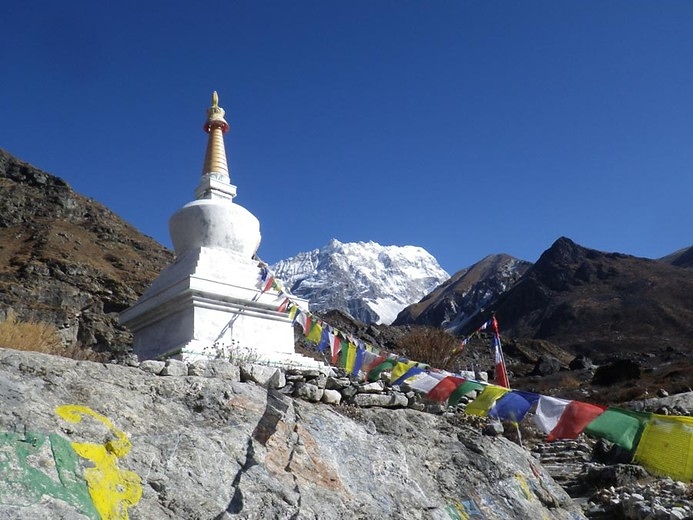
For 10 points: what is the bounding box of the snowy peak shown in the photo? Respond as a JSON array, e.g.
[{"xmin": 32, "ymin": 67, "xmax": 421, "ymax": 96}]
[{"xmin": 270, "ymin": 239, "xmax": 449, "ymax": 324}]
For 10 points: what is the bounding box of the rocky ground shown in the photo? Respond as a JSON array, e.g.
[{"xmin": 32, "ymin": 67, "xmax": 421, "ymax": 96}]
[
  {"xmin": 0, "ymin": 347, "xmax": 586, "ymax": 520},
  {"xmin": 2, "ymin": 346, "xmax": 691, "ymax": 519}
]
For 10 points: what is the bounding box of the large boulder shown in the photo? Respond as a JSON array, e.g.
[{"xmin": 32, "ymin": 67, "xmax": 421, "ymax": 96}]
[
  {"xmin": 0, "ymin": 348, "xmax": 585, "ymax": 519},
  {"xmin": 592, "ymin": 359, "xmax": 641, "ymax": 386},
  {"xmin": 531, "ymin": 355, "xmax": 563, "ymax": 376}
]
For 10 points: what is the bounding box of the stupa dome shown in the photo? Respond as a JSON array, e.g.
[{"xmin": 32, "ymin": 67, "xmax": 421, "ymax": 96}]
[{"xmin": 169, "ymin": 198, "xmax": 260, "ymax": 257}]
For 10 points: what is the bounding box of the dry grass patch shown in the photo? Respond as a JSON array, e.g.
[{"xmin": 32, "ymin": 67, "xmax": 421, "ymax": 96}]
[
  {"xmin": 0, "ymin": 311, "xmax": 109, "ymax": 362},
  {"xmin": 0, "ymin": 310, "xmax": 63, "ymax": 354}
]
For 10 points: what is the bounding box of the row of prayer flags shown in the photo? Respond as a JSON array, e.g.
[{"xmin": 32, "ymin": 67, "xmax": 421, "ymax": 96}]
[
  {"xmin": 257, "ymin": 264, "xmax": 693, "ymax": 482},
  {"xmin": 289, "ymin": 300, "xmax": 692, "ymax": 481}
]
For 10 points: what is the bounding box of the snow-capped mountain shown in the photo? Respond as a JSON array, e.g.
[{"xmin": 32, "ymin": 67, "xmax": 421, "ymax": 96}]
[{"xmin": 270, "ymin": 239, "xmax": 450, "ymax": 324}]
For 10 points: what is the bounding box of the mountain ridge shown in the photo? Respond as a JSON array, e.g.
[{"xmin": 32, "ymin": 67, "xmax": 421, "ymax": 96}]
[
  {"xmin": 393, "ymin": 253, "xmax": 532, "ymax": 332},
  {"xmin": 486, "ymin": 236, "xmax": 693, "ymax": 358}
]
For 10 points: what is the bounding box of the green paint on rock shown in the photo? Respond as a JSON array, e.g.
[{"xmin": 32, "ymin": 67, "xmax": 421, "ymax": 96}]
[{"xmin": 0, "ymin": 431, "xmax": 99, "ymax": 519}]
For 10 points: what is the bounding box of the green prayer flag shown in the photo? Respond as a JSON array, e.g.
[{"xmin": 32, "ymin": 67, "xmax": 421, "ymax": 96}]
[
  {"xmin": 584, "ymin": 408, "xmax": 650, "ymax": 451},
  {"xmin": 448, "ymin": 381, "xmax": 485, "ymax": 407},
  {"xmin": 367, "ymin": 359, "xmax": 397, "ymax": 382}
]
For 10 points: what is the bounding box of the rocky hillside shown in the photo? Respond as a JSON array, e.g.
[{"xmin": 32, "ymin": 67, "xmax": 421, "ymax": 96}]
[
  {"xmin": 489, "ymin": 237, "xmax": 693, "ymax": 358},
  {"xmin": 659, "ymin": 245, "xmax": 693, "ymax": 268},
  {"xmin": 392, "ymin": 253, "xmax": 531, "ymax": 332},
  {"xmin": 0, "ymin": 149, "xmax": 172, "ymax": 356},
  {"xmin": 0, "ymin": 347, "xmax": 585, "ymax": 519}
]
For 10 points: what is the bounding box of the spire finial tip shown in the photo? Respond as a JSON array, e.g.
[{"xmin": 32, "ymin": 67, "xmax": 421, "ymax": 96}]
[{"xmin": 212, "ymin": 91, "xmax": 219, "ymax": 107}]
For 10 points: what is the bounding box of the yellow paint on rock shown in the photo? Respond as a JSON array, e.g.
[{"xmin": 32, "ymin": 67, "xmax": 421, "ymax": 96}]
[
  {"xmin": 515, "ymin": 473, "xmax": 534, "ymax": 501},
  {"xmin": 55, "ymin": 405, "xmax": 142, "ymax": 520}
]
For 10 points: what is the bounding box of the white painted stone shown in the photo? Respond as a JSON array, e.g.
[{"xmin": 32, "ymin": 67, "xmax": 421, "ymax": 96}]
[
  {"xmin": 240, "ymin": 364, "xmax": 286, "ymax": 389},
  {"xmin": 321, "ymin": 389, "xmax": 342, "ymax": 405}
]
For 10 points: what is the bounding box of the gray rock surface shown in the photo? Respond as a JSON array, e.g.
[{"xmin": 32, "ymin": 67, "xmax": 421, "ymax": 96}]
[
  {"xmin": 188, "ymin": 359, "xmax": 241, "ymax": 380},
  {"xmin": 161, "ymin": 359, "xmax": 188, "ymax": 376},
  {"xmin": 0, "ymin": 348, "xmax": 585, "ymax": 519},
  {"xmin": 627, "ymin": 390, "xmax": 693, "ymax": 416},
  {"xmin": 532, "ymin": 355, "xmax": 563, "ymax": 376},
  {"xmin": 292, "ymin": 382, "xmax": 323, "ymax": 402},
  {"xmin": 352, "ymin": 392, "xmax": 409, "ymax": 408}
]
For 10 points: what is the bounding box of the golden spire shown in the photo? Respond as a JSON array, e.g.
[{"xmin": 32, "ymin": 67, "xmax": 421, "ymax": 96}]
[{"xmin": 201, "ymin": 91, "xmax": 230, "ymax": 180}]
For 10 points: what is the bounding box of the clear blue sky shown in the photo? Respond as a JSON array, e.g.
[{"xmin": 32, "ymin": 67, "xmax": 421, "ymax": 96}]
[{"xmin": 2, "ymin": 1, "xmax": 691, "ymax": 274}]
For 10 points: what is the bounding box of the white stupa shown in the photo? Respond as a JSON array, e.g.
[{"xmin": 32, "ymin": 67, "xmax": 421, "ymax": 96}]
[{"xmin": 120, "ymin": 92, "xmax": 319, "ymax": 367}]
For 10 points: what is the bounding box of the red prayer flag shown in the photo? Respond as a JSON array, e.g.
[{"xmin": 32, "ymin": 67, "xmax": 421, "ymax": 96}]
[
  {"xmin": 427, "ymin": 376, "xmax": 465, "ymax": 402},
  {"xmin": 492, "ymin": 316, "xmax": 510, "ymax": 388},
  {"xmin": 262, "ymin": 275, "xmax": 275, "ymax": 292},
  {"xmin": 331, "ymin": 333, "xmax": 341, "ymax": 365},
  {"xmin": 548, "ymin": 401, "xmax": 607, "ymax": 441}
]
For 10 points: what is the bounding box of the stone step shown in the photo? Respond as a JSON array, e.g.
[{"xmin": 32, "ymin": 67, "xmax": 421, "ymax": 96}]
[{"xmin": 538, "ymin": 454, "xmax": 592, "ymax": 464}]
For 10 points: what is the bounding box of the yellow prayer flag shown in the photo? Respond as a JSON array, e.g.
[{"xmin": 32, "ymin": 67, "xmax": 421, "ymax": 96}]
[
  {"xmin": 345, "ymin": 343, "xmax": 357, "ymax": 374},
  {"xmin": 389, "ymin": 360, "xmax": 417, "ymax": 383},
  {"xmin": 465, "ymin": 385, "xmax": 510, "ymax": 417},
  {"xmin": 306, "ymin": 320, "xmax": 322, "ymax": 343},
  {"xmin": 633, "ymin": 414, "xmax": 693, "ymax": 481},
  {"xmin": 288, "ymin": 305, "xmax": 299, "ymax": 320}
]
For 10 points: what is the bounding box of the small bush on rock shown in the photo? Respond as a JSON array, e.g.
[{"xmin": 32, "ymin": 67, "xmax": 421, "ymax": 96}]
[{"xmin": 399, "ymin": 326, "xmax": 462, "ymax": 371}]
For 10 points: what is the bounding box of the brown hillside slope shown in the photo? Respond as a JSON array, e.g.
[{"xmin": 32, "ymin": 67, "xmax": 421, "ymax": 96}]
[
  {"xmin": 491, "ymin": 237, "xmax": 693, "ymax": 359},
  {"xmin": 0, "ymin": 149, "xmax": 173, "ymax": 355},
  {"xmin": 660, "ymin": 245, "xmax": 693, "ymax": 268}
]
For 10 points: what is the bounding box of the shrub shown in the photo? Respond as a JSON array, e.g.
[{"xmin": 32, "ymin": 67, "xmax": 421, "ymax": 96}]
[{"xmin": 398, "ymin": 326, "xmax": 463, "ymax": 371}]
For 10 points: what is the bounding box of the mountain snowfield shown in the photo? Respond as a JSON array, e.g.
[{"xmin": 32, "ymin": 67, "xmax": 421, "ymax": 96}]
[{"xmin": 270, "ymin": 239, "xmax": 449, "ymax": 324}]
